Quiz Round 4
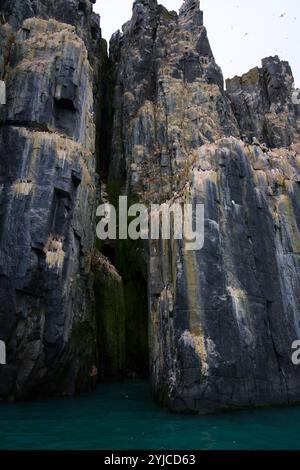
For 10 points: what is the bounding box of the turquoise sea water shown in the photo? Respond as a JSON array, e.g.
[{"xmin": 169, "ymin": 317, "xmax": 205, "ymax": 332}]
[{"xmin": 0, "ymin": 380, "xmax": 300, "ymax": 450}]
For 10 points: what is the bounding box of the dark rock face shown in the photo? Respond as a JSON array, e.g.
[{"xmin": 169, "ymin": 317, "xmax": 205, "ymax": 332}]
[
  {"xmin": 109, "ymin": 0, "xmax": 239, "ymax": 190},
  {"xmin": 108, "ymin": 0, "xmax": 300, "ymax": 413},
  {"xmin": 226, "ymin": 56, "xmax": 300, "ymax": 148},
  {"xmin": 0, "ymin": 0, "xmax": 107, "ymax": 155},
  {"xmin": 1, "ymin": 0, "xmax": 300, "ymax": 414},
  {"xmin": 93, "ymin": 252, "xmax": 126, "ymax": 381},
  {"xmin": 0, "ymin": 2, "xmax": 102, "ymax": 398},
  {"xmin": 150, "ymin": 139, "xmax": 300, "ymax": 413},
  {"xmin": 0, "ymin": 0, "xmax": 101, "ymax": 61},
  {"xmin": 1, "ymin": 18, "xmax": 95, "ymax": 145}
]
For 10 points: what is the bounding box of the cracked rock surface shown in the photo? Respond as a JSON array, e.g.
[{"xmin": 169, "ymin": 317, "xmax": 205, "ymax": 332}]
[
  {"xmin": 1, "ymin": 0, "xmax": 300, "ymax": 413},
  {"xmin": 108, "ymin": 0, "xmax": 300, "ymax": 412},
  {"xmin": 0, "ymin": 0, "xmax": 102, "ymax": 398}
]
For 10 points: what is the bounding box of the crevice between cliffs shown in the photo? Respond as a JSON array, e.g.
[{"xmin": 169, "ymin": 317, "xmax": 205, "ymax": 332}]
[
  {"xmin": 91, "ymin": 55, "xmax": 149, "ymax": 383},
  {"xmin": 93, "ymin": 239, "xmax": 149, "ymax": 382}
]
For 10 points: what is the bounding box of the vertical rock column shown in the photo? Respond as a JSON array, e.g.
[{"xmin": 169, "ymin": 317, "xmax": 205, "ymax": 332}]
[
  {"xmin": 108, "ymin": 0, "xmax": 300, "ymax": 413},
  {"xmin": 0, "ymin": 16, "xmax": 98, "ymax": 398},
  {"xmin": 226, "ymin": 56, "xmax": 300, "ymax": 148}
]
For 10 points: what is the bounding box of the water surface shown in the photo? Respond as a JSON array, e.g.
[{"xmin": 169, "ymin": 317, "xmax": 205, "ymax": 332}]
[{"xmin": 0, "ymin": 380, "xmax": 299, "ymax": 450}]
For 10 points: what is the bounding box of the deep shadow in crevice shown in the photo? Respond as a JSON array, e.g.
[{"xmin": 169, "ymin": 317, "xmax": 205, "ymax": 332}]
[
  {"xmin": 94, "ymin": 238, "xmax": 149, "ymax": 383},
  {"xmin": 54, "ymin": 98, "xmax": 77, "ymax": 136}
]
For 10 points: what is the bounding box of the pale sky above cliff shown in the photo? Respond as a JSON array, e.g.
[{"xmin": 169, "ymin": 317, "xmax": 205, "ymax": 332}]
[{"xmin": 95, "ymin": 0, "xmax": 300, "ymax": 87}]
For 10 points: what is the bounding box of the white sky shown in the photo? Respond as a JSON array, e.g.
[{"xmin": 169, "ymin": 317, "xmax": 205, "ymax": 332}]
[{"xmin": 95, "ymin": 0, "xmax": 300, "ymax": 87}]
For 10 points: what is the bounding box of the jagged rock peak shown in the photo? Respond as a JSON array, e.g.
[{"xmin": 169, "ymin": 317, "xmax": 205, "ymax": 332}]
[
  {"xmin": 129, "ymin": 0, "xmax": 176, "ymax": 28},
  {"xmin": 113, "ymin": 0, "xmax": 205, "ymax": 44},
  {"xmin": 131, "ymin": 0, "xmax": 203, "ymax": 19},
  {"xmin": 226, "ymin": 54, "xmax": 300, "ymax": 148},
  {"xmin": 133, "ymin": 0, "xmax": 158, "ymax": 8},
  {"xmin": 179, "ymin": 0, "xmax": 203, "ymax": 25},
  {"xmin": 180, "ymin": 0, "xmax": 200, "ymax": 11},
  {"xmin": 108, "ymin": 0, "xmax": 239, "ymax": 192},
  {"xmin": 106, "ymin": 0, "xmax": 300, "ymax": 416}
]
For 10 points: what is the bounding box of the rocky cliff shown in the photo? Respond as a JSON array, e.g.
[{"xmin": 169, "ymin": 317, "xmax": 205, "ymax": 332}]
[
  {"xmin": 0, "ymin": 0, "xmax": 104, "ymax": 398},
  {"xmin": 227, "ymin": 56, "xmax": 300, "ymax": 148},
  {"xmin": 108, "ymin": 0, "xmax": 300, "ymax": 412},
  {"xmin": 1, "ymin": 0, "xmax": 300, "ymax": 414}
]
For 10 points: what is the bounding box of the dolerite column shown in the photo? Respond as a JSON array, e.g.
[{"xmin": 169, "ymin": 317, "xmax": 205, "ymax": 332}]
[
  {"xmin": 108, "ymin": 0, "xmax": 300, "ymax": 413},
  {"xmin": 0, "ymin": 3, "xmax": 101, "ymax": 399}
]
